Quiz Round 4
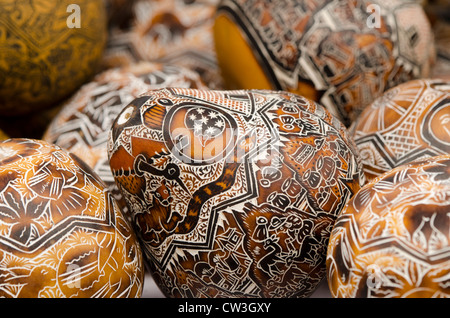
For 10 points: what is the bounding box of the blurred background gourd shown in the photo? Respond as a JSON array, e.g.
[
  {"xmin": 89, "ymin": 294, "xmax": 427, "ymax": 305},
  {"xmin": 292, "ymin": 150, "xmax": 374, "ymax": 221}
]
[{"xmin": 0, "ymin": 0, "xmax": 107, "ymax": 116}]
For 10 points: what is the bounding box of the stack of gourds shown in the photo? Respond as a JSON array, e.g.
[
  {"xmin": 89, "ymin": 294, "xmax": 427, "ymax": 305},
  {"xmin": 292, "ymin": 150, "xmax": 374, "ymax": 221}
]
[{"xmin": 0, "ymin": 0, "xmax": 448, "ymax": 298}]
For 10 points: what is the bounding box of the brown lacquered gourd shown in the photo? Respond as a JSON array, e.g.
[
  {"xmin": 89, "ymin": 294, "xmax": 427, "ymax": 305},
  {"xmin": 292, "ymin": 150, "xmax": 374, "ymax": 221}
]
[
  {"xmin": 108, "ymin": 88, "xmax": 364, "ymax": 297},
  {"xmin": 213, "ymin": 0, "xmax": 435, "ymax": 126},
  {"xmin": 327, "ymin": 154, "xmax": 450, "ymax": 298},
  {"xmin": 350, "ymin": 79, "xmax": 450, "ymax": 182},
  {"xmin": 102, "ymin": 0, "xmax": 222, "ymax": 89},
  {"xmin": 0, "ymin": 139, "xmax": 144, "ymax": 298}
]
